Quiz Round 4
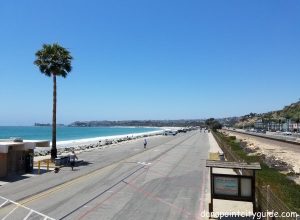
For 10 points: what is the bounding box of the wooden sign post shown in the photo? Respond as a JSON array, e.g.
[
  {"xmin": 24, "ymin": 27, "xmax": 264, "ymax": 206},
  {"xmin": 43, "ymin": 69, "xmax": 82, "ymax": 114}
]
[{"xmin": 206, "ymin": 160, "xmax": 261, "ymax": 216}]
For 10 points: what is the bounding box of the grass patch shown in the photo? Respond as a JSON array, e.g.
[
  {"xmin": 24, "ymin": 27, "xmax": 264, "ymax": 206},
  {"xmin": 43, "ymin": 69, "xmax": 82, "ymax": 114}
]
[{"xmin": 215, "ymin": 132, "xmax": 300, "ymax": 213}]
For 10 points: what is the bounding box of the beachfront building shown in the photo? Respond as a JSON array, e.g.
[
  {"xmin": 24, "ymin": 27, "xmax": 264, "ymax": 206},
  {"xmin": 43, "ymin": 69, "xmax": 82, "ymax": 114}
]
[
  {"xmin": 282, "ymin": 122, "xmax": 299, "ymax": 132},
  {"xmin": 292, "ymin": 123, "xmax": 299, "ymax": 132},
  {"xmin": 255, "ymin": 120, "xmax": 299, "ymax": 132},
  {"xmin": 254, "ymin": 120, "xmax": 281, "ymax": 131},
  {"xmin": 0, "ymin": 140, "xmax": 49, "ymax": 177}
]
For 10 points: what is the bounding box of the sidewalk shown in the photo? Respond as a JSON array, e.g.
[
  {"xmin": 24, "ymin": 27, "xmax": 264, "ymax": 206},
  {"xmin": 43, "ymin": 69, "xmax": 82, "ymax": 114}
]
[
  {"xmin": 207, "ymin": 133, "xmax": 253, "ymax": 215},
  {"xmin": 0, "ymin": 168, "xmax": 50, "ymax": 186},
  {"xmin": 0, "ymin": 156, "xmax": 55, "ymax": 186}
]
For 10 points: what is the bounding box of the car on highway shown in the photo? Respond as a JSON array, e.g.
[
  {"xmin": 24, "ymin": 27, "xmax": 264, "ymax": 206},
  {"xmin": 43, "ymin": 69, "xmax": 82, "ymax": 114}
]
[
  {"xmin": 250, "ymin": 128, "xmax": 256, "ymax": 132},
  {"xmin": 257, "ymin": 129, "xmax": 266, "ymax": 134},
  {"xmin": 163, "ymin": 130, "xmax": 177, "ymax": 136},
  {"xmin": 283, "ymin": 131, "xmax": 292, "ymax": 136},
  {"xmin": 177, "ymin": 128, "xmax": 187, "ymax": 133}
]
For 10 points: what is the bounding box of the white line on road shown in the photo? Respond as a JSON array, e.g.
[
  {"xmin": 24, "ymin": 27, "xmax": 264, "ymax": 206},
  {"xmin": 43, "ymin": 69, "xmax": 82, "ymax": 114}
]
[
  {"xmin": 23, "ymin": 210, "xmax": 33, "ymax": 220},
  {"xmin": 2, "ymin": 205, "xmax": 19, "ymax": 220},
  {"xmin": 0, "ymin": 201, "xmax": 8, "ymax": 208},
  {"xmin": 0, "ymin": 195, "xmax": 55, "ymax": 220},
  {"xmin": 137, "ymin": 162, "xmax": 152, "ymax": 166}
]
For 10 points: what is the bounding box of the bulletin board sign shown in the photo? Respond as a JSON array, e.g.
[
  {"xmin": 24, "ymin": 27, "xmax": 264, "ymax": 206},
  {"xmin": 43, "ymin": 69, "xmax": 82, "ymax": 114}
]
[{"xmin": 212, "ymin": 174, "xmax": 253, "ymax": 202}]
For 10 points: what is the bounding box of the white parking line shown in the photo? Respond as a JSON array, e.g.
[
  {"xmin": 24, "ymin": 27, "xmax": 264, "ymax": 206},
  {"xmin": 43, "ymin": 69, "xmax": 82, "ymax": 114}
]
[
  {"xmin": 0, "ymin": 201, "xmax": 8, "ymax": 208},
  {"xmin": 2, "ymin": 205, "xmax": 19, "ymax": 220},
  {"xmin": 23, "ymin": 210, "xmax": 33, "ymax": 220},
  {"xmin": 0, "ymin": 196, "xmax": 55, "ymax": 220}
]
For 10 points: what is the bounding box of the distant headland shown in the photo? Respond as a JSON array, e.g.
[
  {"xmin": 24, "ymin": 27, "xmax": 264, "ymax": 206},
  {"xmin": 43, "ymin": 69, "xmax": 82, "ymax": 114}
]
[
  {"xmin": 34, "ymin": 123, "xmax": 65, "ymax": 127},
  {"xmin": 35, "ymin": 120, "xmax": 205, "ymax": 127}
]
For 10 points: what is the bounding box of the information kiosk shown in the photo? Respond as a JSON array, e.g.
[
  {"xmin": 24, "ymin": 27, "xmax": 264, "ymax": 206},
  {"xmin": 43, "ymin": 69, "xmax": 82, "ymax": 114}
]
[{"xmin": 206, "ymin": 160, "xmax": 261, "ymax": 215}]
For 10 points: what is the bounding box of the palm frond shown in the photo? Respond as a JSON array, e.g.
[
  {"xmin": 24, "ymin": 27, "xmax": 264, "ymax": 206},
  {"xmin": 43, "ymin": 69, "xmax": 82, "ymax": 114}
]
[{"xmin": 34, "ymin": 43, "xmax": 73, "ymax": 77}]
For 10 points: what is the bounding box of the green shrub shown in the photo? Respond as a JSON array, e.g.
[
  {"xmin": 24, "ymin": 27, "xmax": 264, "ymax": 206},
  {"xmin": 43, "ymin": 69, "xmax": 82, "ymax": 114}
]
[
  {"xmin": 228, "ymin": 136, "xmax": 236, "ymax": 141},
  {"xmin": 215, "ymin": 132, "xmax": 300, "ymax": 213}
]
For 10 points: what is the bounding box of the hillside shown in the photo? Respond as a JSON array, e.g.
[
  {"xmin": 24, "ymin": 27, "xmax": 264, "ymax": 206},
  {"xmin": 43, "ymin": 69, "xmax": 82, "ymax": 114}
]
[
  {"xmin": 231, "ymin": 101, "xmax": 300, "ymax": 128},
  {"xmin": 272, "ymin": 101, "xmax": 300, "ymax": 120},
  {"xmin": 68, "ymin": 120, "xmax": 205, "ymax": 127}
]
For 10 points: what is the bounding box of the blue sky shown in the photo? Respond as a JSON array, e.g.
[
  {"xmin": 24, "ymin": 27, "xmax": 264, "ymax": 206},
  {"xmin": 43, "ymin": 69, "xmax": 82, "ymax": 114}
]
[{"xmin": 0, "ymin": 0, "xmax": 300, "ymax": 125}]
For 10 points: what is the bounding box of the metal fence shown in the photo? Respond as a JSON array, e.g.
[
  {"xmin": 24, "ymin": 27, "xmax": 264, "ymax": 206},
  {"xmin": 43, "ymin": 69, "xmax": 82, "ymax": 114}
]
[{"xmin": 212, "ymin": 132, "xmax": 299, "ymax": 220}]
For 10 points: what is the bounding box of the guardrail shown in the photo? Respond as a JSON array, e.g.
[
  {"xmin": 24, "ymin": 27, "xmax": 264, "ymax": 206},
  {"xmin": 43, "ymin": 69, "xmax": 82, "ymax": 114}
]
[{"xmin": 212, "ymin": 132, "xmax": 299, "ymax": 220}]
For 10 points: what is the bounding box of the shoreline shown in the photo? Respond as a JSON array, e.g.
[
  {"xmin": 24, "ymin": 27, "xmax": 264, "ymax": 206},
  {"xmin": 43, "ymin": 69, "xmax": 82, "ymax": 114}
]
[
  {"xmin": 33, "ymin": 126, "xmax": 182, "ymax": 149},
  {"xmin": 1, "ymin": 126, "xmax": 164, "ymax": 142},
  {"xmin": 56, "ymin": 129, "xmax": 163, "ymax": 147},
  {"xmin": 34, "ymin": 127, "xmax": 181, "ymax": 157},
  {"xmin": 33, "ymin": 128, "xmax": 181, "ymax": 156}
]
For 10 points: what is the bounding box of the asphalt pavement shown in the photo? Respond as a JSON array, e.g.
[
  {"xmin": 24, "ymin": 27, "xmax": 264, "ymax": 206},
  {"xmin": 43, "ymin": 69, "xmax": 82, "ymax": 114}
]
[{"xmin": 0, "ymin": 131, "xmax": 211, "ymax": 220}]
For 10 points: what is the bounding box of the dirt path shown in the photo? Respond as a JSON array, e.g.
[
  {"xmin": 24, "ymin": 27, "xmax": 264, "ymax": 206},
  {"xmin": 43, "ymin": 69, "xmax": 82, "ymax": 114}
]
[{"xmin": 222, "ymin": 130, "xmax": 300, "ymax": 184}]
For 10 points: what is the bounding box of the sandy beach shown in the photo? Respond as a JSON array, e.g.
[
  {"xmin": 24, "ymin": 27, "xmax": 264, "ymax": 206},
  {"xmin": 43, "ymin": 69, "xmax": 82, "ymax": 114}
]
[
  {"xmin": 33, "ymin": 127, "xmax": 182, "ymax": 158},
  {"xmin": 222, "ymin": 130, "xmax": 300, "ymax": 184}
]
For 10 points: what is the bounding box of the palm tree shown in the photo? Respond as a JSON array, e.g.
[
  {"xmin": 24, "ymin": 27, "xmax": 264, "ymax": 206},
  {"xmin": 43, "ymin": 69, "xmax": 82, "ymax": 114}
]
[
  {"xmin": 34, "ymin": 43, "xmax": 73, "ymax": 160},
  {"xmin": 286, "ymin": 115, "xmax": 291, "ymax": 132},
  {"xmin": 278, "ymin": 118, "xmax": 282, "ymax": 131}
]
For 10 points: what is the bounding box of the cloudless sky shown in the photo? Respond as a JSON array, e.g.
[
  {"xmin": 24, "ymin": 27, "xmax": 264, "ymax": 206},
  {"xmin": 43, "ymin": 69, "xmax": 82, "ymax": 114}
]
[{"xmin": 0, "ymin": 0, "xmax": 300, "ymax": 125}]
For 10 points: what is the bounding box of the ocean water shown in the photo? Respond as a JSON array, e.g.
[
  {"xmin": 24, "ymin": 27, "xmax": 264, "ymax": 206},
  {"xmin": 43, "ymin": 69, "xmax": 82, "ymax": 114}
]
[{"xmin": 0, "ymin": 126, "xmax": 160, "ymax": 141}]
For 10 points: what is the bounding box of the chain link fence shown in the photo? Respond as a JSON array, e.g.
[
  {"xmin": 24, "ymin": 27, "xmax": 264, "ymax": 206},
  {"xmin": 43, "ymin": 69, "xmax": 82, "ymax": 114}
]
[{"xmin": 212, "ymin": 132, "xmax": 299, "ymax": 220}]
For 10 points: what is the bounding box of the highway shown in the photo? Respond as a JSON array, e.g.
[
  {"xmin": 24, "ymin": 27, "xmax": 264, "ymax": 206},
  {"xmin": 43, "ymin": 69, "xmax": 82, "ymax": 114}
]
[
  {"xmin": 225, "ymin": 128, "xmax": 300, "ymax": 145},
  {"xmin": 0, "ymin": 131, "xmax": 210, "ymax": 220},
  {"xmin": 225, "ymin": 129, "xmax": 300, "ymax": 154}
]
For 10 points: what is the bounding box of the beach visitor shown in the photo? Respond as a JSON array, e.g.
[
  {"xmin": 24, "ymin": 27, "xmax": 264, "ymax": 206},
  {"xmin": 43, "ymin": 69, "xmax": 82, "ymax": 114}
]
[
  {"xmin": 69, "ymin": 150, "xmax": 78, "ymax": 171},
  {"xmin": 144, "ymin": 139, "xmax": 147, "ymax": 149}
]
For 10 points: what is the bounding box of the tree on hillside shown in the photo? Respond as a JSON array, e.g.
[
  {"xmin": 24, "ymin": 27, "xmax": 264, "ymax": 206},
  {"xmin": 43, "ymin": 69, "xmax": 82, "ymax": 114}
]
[
  {"xmin": 278, "ymin": 118, "xmax": 282, "ymax": 131},
  {"xmin": 205, "ymin": 118, "xmax": 222, "ymax": 131},
  {"xmin": 205, "ymin": 118, "xmax": 215, "ymax": 126},
  {"xmin": 285, "ymin": 115, "xmax": 291, "ymax": 131},
  {"xmin": 34, "ymin": 43, "xmax": 73, "ymax": 160}
]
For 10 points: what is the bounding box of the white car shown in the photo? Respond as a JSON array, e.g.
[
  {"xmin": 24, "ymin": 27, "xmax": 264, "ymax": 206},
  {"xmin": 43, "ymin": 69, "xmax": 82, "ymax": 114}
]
[
  {"xmin": 163, "ymin": 130, "xmax": 177, "ymax": 136},
  {"xmin": 283, "ymin": 131, "xmax": 292, "ymax": 136}
]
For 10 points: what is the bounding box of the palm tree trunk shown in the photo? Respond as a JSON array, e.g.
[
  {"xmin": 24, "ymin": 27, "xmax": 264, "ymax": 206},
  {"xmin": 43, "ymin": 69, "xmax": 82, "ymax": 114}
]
[{"xmin": 51, "ymin": 75, "xmax": 57, "ymax": 160}]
